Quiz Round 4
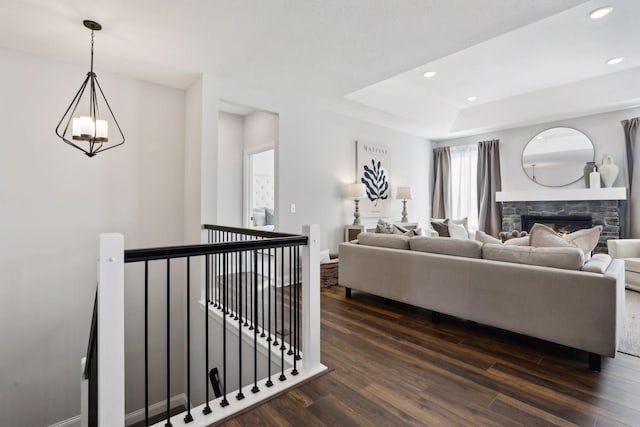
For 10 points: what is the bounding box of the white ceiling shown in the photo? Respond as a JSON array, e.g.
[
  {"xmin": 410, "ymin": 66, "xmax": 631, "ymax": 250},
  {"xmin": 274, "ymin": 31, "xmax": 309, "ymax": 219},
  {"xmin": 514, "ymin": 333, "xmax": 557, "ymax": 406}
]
[{"xmin": 1, "ymin": 0, "xmax": 636, "ymax": 140}]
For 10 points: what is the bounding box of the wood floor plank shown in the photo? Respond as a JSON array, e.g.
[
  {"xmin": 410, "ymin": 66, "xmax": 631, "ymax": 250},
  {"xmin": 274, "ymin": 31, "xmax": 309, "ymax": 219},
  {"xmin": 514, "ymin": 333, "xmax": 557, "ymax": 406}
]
[{"xmin": 220, "ymin": 286, "xmax": 640, "ymax": 426}]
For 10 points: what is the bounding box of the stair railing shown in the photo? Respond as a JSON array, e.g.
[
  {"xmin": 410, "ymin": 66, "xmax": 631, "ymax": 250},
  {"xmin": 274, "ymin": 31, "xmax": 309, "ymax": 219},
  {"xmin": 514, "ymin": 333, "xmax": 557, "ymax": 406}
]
[{"xmin": 81, "ymin": 225, "xmax": 324, "ymax": 427}]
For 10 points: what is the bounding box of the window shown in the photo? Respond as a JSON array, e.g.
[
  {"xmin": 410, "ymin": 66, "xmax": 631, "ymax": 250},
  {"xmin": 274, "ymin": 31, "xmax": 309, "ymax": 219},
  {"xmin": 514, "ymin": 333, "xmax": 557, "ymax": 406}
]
[{"xmin": 450, "ymin": 145, "xmax": 478, "ymax": 230}]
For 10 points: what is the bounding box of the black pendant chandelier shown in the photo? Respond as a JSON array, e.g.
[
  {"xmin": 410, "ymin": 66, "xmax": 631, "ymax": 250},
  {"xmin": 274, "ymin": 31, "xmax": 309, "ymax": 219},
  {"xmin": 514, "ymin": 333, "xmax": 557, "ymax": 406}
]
[{"xmin": 55, "ymin": 20, "xmax": 124, "ymax": 157}]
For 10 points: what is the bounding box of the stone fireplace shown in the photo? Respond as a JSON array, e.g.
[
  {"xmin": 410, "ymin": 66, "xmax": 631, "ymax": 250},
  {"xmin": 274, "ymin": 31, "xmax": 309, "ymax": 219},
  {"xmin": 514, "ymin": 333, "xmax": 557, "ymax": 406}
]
[{"xmin": 497, "ymin": 188, "xmax": 627, "ymax": 253}]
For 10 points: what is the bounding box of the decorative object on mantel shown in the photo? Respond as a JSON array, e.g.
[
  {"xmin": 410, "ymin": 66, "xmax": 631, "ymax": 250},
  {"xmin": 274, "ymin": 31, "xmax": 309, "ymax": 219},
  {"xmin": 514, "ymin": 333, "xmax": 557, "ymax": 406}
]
[
  {"xmin": 584, "ymin": 161, "xmax": 597, "ymax": 188},
  {"xmin": 396, "ymin": 186, "xmax": 412, "ymax": 223},
  {"xmin": 55, "ymin": 20, "xmax": 125, "ymax": 157},
  {"xmin": 590, "ymin": 170, "xmax": 601, "ymax": 189},
  {"xmin": 600, "ymin": 153, "xmax": 620, "ymax": 188},
  {"xmin": 346, "ymin": 183, "xmax": 366, "ymax": 225}
]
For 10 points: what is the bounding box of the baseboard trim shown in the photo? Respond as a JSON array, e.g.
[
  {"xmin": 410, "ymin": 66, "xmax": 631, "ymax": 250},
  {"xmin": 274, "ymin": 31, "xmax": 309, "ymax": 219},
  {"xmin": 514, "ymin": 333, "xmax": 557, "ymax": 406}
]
[
  {"xmin": 48, "ymin": 393, "xmax": 188, "ymax": 427},
  {"xmin": 48, "ymin": 415, "xmax": 81, "ymax": 427},
  {"xmin": 126, "ymin": 393, "xmax": 188, "ymax": 425}
]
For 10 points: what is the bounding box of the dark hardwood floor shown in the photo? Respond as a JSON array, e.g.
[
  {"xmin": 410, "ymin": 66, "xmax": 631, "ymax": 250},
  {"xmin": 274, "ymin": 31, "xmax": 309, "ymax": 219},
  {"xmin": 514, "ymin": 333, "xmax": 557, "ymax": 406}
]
[{"xmin": 220, "ymin": 285, "xmax": 640, "ymax": 426}]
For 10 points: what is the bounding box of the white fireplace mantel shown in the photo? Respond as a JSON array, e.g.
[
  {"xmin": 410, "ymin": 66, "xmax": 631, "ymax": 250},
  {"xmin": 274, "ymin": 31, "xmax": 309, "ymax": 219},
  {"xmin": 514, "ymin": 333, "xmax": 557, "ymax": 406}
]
[{"xmin": 496, "ymin": 187, "xmax": 627, "ymax": 202}]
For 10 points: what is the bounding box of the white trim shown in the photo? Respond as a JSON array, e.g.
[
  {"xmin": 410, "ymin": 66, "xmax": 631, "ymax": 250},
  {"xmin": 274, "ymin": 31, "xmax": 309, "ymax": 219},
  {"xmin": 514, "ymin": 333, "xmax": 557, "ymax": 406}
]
[
  {"xmin": 48, "ymin": 415, "xmax": 81, "ymax": 427},
  {"xmin": 496, "ymin": 187, "xmax": 627, "ymax": 202},
  {"xmin": 97, "ymin": 233, "xmax": 125, "ymax": 427},
  {"xmin": 150, "ymin": 366, "xmax": 327, "ymax": 427},
  {"xmin": 47, "ymin": 394, "xmax": 188, "ymax": 427},
  {"xmin": 126, "ymin": 393, "xmax": 188, "ymax": 425}
]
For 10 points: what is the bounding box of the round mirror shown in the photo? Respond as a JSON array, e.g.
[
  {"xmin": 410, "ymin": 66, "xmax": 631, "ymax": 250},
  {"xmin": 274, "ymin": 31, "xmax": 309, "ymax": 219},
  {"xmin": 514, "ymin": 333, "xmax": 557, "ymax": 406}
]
[{"xmin": 522, "ymin": 127, "xmax": 594, "ymax": 187}]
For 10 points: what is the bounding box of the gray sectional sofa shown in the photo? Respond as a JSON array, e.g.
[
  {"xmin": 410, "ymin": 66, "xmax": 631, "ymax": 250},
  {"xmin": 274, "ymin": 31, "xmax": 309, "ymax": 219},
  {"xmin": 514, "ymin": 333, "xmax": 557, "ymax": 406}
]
[{"xmin": 338, "ymin": 233, "xmax": 625, "ymax": 371}]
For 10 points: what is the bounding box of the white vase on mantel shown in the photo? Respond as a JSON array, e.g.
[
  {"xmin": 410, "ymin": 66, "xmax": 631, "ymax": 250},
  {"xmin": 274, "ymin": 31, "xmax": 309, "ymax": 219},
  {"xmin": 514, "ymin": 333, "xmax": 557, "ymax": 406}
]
[{"xmin": 600, "ymin": 153, "xmax": 619, "ymax": 188}]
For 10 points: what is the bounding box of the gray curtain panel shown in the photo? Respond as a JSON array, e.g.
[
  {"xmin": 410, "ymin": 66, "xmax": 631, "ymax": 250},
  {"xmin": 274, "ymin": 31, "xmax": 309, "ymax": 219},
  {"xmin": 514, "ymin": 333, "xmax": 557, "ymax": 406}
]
[
  {"xmin": 477, "ymin": 139, "xmax": 502, "ymax": 236},
  {"xmin": 622, "ymin": 117, "xmax": 640, "ymax": 238},
  {"xmin": 432, "ymin": 147, "xmax": 451, "ymax": 218}
]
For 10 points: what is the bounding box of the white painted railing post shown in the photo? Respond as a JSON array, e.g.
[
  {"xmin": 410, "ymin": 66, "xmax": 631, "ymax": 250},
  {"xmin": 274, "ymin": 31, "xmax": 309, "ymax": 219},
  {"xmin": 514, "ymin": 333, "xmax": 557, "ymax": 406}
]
[
  {"xmin": 80, "ymin": 358, "xmax": 88, "ymax": 427},
  {"xmin": 301, "ymin": 225, "xmax": 321, "ymax": 370},
  {"xmin": 98, "ymin": 233, "xmax": 125, "ymax": 426}
]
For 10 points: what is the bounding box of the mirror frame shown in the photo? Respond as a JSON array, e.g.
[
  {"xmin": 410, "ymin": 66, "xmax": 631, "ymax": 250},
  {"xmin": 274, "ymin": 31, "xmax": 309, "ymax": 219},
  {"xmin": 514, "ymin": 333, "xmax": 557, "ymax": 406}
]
[{"xmin": 521, "ymin": 126, "xmax": 595, "ymax": 187}]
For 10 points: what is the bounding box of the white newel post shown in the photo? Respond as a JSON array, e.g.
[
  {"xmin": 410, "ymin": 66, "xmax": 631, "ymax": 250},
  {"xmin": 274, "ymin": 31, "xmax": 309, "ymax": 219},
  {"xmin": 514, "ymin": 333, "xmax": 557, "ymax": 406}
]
[
  {"xmin": 98, "ymin": 233, "xmax": 125, "ymax": 426},
  {"xmin": 302, "ymin": 225, "xmax": 321, "ymax": 370}
]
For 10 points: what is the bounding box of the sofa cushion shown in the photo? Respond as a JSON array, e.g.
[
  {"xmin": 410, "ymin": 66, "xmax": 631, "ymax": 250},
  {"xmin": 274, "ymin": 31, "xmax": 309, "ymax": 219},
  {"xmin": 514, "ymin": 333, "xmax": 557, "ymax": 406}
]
[
  {"xmin": 625, "ymin": 258, "xmax": 640, "ymax": 273},
  {"xmin": 357, "ymin": 232, "xmax": 410, "ymax": 250},
  {"xmin": 475, "ymin": 230, "xmax": 502, "ymax": 245},
  {"xmin": 483, "ymin": 243, "xmax": 585, "ymax": 270},
  {"xmin": 410, "ymin": 236, "xmax": 482, "ymax": 259},
  {"xmin": 581, "ymin": 254, "xmax": 612, "ymax": 274}
]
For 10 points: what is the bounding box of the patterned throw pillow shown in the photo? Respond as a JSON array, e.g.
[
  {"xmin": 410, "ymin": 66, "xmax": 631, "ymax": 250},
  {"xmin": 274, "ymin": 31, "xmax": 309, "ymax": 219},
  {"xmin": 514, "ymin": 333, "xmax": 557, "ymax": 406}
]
[{"xmin": 376, "ymin": 218, "xmax": 394, "ymax": 234}]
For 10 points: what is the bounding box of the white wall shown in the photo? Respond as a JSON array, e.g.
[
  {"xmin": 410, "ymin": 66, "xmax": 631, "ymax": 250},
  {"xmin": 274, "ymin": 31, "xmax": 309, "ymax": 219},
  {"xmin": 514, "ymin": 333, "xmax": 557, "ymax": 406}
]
[
  {"xmin": 0, "ymin": 47, "xmax": 186, "ymax": 426},
  {"xmin": 190, "ymin": 74, "xmax": 431, "ymax": 253},
  {"xmin": 217, "ymin": 112, "xmax": 245, "ymax": 227},
  {"xmin": 438, "ymin": 106, "xmax": 640, "ymax": 191}
]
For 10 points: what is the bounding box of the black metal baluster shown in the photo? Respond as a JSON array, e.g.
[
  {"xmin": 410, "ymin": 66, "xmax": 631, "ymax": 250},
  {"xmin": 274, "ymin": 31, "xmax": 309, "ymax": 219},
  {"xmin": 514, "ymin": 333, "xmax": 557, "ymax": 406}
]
[
  {"xmin": 266, "ymin": 247, "xmax": 273, "ymax": 388},
  {"xmin": 292, "ymin": 247, "xmax": 299, "ymax": 376},
  {"xmin": 279, "ymin": 247, "xmax": 286, "ymax": 382},
  {"xmin": 252, "ymin": 249, "xmax": 260, "ymax": 394},
  {"xmin": 237, "ymin": 251, "xmax": 245, "ymax": 400},
  {"xmin": 165, "ymin": 259, "xmax": 172, "ymax": 427},
  {"xmin": 234, "ymin": 247, "xmax": 239, "ymax": 320},
  {"xmin": 203, "ymin": 255, "xmax": 212, "ymax": 416},
  {"xmin": 244, "ymin": 236, "xmax": 249, "ymax": 328},
  {"xmin": 184, "ymin": 257, "xmax": 193, "ymax": 423},
  {"xmin": 144, "ymin": 261, "xmax": 149, "ymax": 426},
  {"xmin": 288, "ymin": 247, "xmax": 293, "ymax": 355},
  {"xmin": 295, "ymin": 245, "xmax": 301, "ymax": 362},
  {"xmin": 273, "ymin": 246, "xmax": 279, "ymax": 347},
  {"xmin": 261, "ymin": 246, "xmax": 266, "ymax": 338},
  {"xmin": 249, "ymin": 236, "xmax": 254, "ymax": 331},
  {"xmin": 220, "ymin": 252, "xmax": 229, "ymax": 407}
]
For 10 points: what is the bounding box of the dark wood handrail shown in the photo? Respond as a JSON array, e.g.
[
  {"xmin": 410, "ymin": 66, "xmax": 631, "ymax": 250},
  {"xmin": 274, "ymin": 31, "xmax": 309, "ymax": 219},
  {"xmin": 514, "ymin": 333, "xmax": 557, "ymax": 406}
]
[{"xmin": 202, "ymin": 224, "xmax": 299, "ymax": 239}]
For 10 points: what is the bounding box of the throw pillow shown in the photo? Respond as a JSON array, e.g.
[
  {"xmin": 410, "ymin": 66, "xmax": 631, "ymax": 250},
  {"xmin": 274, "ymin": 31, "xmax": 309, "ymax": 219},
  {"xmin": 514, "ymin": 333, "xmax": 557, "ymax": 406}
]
[
  {"xmin": 430, "ymin": 219, "xmax": 450, "ymax": 237},
  {"xmin": 475, "ymin": 230, "xmax": 502, "ymax": 245},
  {"xmin": 503, "ymin": 235, "xmax": 530, "ymax": 246},
  {"xmin": 529, "ymin": 223, "xmax": 603, "ymax": 257},
  {"xmin": 564, "ymin": 225, "xmax": 603, "ymax": 255},
  {"xmin": 448, "ymin": 221, "xmax": 469, "ymax": 239},
  {"xmin": 392, "ymin": 226, "xmax": 414, "ymax": 237},
  {"xmin": 529, "ymin": 223, "xmax": 575, "ymax": 249},
  {"xmin": 319, "ymin": 249, "xmax": 331, "ymax": 264},
  {"xmin": 376, "ymin": 218, "xmax": 394, "ymax": 234}
]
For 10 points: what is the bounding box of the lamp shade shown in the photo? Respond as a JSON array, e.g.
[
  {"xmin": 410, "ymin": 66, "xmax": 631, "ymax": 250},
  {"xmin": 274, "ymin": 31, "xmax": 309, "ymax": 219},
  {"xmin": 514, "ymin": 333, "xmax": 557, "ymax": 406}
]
[
  {"xmin": 347, "ymin": 183, "xmax": 367, "ymax": 199},
  {"xmin": 396, "ymin": 186, "xmax": 412, "ymax": 200}
]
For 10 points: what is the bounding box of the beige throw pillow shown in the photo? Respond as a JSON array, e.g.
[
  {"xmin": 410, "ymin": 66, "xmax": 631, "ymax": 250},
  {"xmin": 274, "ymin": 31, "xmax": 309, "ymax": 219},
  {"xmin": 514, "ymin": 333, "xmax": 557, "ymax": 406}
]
[
  {"xmin": 564, "ymin": 225, "xmax": 603, "ymax": 255},
  {"xmin": 448, "ymin": 221, "xmax": 469, "ymax": 239},
  {"xmin": 475, "ymin": 230, "xmax": 502, "ymax": 245},
  {"xmin": 529, "ymin": 223, "xmax": 603, "ymax": 256},
  {"xmin": 503, "ymin": 236, "xmax": 530, "ymax": 246},
  {"xmin": 376, "ymin": 219, "xmax": 394, "ymax": 234}
]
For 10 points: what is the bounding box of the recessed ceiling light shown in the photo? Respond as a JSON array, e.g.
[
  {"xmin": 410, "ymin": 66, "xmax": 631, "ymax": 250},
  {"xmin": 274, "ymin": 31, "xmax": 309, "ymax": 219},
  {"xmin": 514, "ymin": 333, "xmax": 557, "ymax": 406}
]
[
  {"xmin": 423, "ymin": 71, "xmax": 437, "ymax": 78},
  {"xmin": 606, "ymin": 56, "xmax": 624, "ymax": 65},
  {"xmin": 466, "ymin": 96, "xmax": 477, "ymax": 102},
  {"xmin": 589, "ymin": 6, "xmax": 613, "ymax": 19}
]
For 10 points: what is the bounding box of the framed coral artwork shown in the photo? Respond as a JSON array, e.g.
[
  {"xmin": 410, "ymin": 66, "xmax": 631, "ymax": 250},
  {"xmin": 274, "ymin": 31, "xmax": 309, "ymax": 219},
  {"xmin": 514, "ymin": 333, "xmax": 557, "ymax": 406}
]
[{"xmin": 356, "ymin": 140, "xmax": 391, "ymax": 218}]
